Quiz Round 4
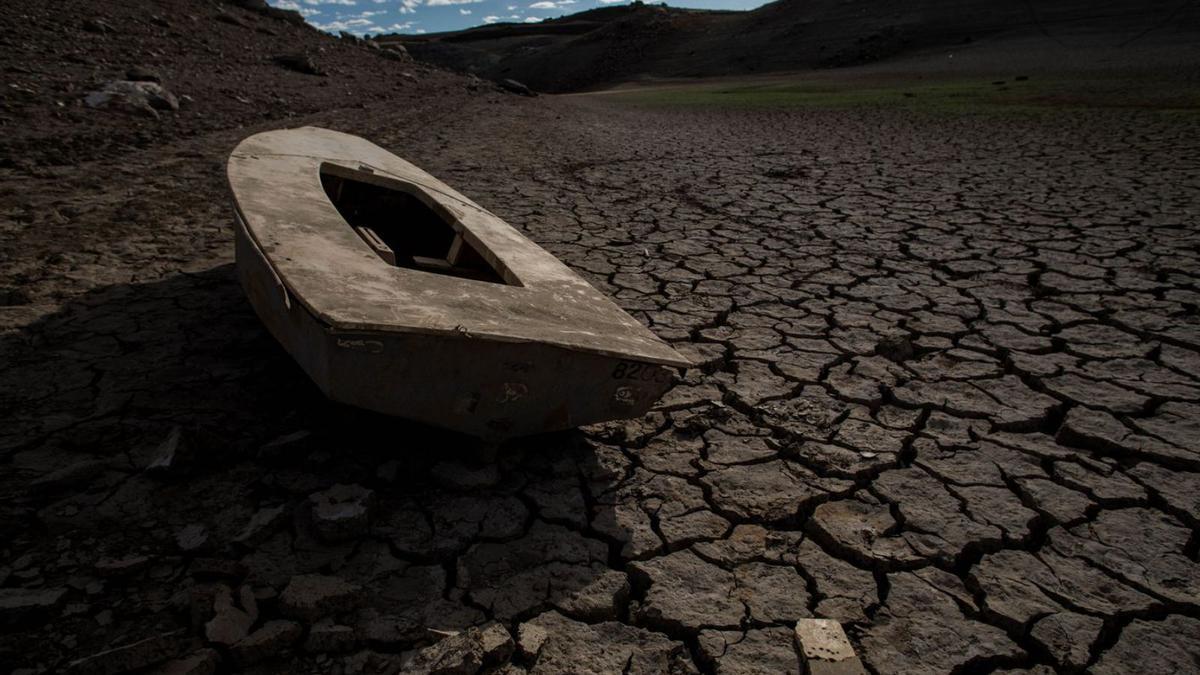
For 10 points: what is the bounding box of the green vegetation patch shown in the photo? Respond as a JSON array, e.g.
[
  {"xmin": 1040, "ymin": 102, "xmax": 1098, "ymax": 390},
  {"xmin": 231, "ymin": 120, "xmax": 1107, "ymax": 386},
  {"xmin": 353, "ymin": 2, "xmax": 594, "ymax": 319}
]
[{"xmin": 602, "ymin": 75, "xmax": 1200, "ymax": 115}]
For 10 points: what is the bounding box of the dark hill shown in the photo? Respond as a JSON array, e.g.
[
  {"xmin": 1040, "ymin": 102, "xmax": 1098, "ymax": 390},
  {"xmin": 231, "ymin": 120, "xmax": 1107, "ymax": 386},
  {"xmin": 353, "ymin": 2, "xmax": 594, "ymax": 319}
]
[
  {"xmin": 0, "ymin": 0, "xmax": 471, "ymax": 168},
  {"xmin": 383, "ymin": 0, "xmax": 1200, "ymax": 92}
]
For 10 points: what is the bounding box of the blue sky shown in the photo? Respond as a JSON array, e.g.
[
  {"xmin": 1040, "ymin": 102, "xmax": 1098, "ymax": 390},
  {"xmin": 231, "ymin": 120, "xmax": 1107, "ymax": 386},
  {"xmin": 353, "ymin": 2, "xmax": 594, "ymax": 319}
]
[{"xmin": 269, "ymin": 0, "xmax": 768, "ymax": 36}]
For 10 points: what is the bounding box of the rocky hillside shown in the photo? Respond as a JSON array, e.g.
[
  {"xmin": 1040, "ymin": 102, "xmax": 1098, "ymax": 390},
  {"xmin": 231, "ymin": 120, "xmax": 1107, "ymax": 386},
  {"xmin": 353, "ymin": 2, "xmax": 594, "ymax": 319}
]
[
  {"xmin": 0, "ymin": 0, "xmax": 464, "ymax": 169},
  {"xmin": 385, "ymin": 0, "xmax": 1200, "ymax": 91}
]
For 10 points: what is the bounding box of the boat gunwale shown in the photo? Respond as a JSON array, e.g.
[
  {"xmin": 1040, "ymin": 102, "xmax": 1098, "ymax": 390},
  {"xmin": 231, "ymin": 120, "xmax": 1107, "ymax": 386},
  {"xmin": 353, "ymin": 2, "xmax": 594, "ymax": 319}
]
[{"xmin": 228, "ymin": 128, "xmax": 691, "ymax": 369}]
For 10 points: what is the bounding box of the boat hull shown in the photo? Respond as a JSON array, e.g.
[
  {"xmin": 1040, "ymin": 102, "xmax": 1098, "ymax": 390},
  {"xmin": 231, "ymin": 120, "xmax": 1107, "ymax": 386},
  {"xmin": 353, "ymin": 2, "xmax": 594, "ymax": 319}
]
[{"xmin": 235, "ymin": 219, "xmax": 674, "ymax": 440}]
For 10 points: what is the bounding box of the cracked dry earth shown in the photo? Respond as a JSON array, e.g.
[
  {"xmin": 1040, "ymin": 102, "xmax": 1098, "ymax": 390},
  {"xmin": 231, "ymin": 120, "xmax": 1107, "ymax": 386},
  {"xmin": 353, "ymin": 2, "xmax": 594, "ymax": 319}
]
[{"xmin": 3, "ymin": 89, "xmax": 1200, "ymax": 675}]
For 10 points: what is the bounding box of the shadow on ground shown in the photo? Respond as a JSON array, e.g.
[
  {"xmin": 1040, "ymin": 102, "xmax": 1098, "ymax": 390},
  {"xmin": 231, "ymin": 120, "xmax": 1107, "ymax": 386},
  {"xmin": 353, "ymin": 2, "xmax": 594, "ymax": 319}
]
[{"xmin": 0, "ymin": 264, "xmax": 632, "ymax": 671}]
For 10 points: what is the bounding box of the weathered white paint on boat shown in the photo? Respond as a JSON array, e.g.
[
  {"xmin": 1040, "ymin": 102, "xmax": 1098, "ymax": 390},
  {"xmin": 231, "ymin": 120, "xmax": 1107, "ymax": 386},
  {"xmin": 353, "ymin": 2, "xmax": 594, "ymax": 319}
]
[{"xmin": 228, "ymin": 126, "xmax": 689, "ymax": 440}]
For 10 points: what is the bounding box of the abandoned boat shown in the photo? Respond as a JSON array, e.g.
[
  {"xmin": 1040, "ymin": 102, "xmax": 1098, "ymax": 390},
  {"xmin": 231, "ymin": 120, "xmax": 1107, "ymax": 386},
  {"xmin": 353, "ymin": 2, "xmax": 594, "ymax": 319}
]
[{"xmin": 227, "ymin": 127, "xmax": 689, "ymax": 440}]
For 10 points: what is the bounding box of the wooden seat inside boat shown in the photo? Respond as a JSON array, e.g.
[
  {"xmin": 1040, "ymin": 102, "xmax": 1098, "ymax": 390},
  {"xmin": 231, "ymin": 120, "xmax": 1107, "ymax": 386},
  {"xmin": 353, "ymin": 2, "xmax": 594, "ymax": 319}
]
[{"xmin": 320, "ymin": 163, "xmax": 513, "ymax": 286}]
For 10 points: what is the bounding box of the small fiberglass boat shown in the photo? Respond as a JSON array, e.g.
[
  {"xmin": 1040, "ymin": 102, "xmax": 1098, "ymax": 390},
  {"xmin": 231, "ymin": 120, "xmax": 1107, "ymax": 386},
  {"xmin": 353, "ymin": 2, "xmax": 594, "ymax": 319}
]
[{"xmin": 227, "ymin": 127, "xmax": 689, "ymax": 440}]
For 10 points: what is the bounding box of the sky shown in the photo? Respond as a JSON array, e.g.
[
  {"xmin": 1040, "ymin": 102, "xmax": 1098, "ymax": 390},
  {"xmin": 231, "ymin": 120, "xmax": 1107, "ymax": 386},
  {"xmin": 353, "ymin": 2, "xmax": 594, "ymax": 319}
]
[{"xmin": 269, "ymin": 0, "xmax": 769, "ymax": 36}]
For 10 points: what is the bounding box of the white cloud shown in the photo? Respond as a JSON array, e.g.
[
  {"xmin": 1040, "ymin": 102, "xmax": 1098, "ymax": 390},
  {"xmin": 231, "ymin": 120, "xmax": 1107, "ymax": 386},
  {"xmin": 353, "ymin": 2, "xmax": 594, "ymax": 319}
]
[
  {"xmin": 303, "ymin": 0, "xmax": 356, "ymax": 5},
  {"xmin": 275, "ymin": 0, "xmax": 322, "ymax": 16},
  {"xmin": 523, "ymin": 16, "xmax": 541, "ymax": 22},
  {"xmin": 482, "ymin": 15, "xmax": 501, "ymax": 23},
  {"xmin": 313, "ymin": 17, "xmax": 372, "ymax": 30},
  {"xmin": 459, "ymin": 8, "xmax": 471, "ymax": 13},
  {"xmin": 506, "ymin": 5, "xmax": 517, "ymax": 9},
  {"xmin": 528, "ymin": 1, "xmax": 555, "ymax": 8},
  {"xmin": 378, "ymin": 21, "xmax": 417, "ymax": 31},
  {"xmin": 398, "ymin": 0, "xmax": 419, "ymax": 12},
  {"xmin": 597, "ymin": 0, "xmax": 626, "ymax": 3},
  {"xmin": 426, "ymin": 0, "xmax": 484, "ymax": 5}
]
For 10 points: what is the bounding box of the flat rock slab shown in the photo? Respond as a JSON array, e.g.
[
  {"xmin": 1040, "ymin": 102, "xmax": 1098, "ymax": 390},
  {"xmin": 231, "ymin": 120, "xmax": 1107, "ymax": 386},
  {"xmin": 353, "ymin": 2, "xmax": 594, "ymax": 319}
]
[{"xmin": 794, "ymin": 619, "xmax": 865, "ymax": 675}]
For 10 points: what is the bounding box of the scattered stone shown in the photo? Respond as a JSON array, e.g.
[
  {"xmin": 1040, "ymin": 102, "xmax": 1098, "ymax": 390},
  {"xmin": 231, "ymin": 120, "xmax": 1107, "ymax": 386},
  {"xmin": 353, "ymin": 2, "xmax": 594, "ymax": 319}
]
[
  {"xmin": 309, "ymin": 483, "xmax": 375, "ymax": 541},
  {"xmin": 231, "ymin": 620, "xmax": 302, "ymax": 667},
  {"xmin": 794, "ymin": 619, "xmax": 866, "ymax": 675},
  {"xmin": 85, "ymin": 81, "xmax": 179, "ymax": 119},
  {"xmin": 279, "ymin": 574, "xmax": 361, "ymax": 622}
]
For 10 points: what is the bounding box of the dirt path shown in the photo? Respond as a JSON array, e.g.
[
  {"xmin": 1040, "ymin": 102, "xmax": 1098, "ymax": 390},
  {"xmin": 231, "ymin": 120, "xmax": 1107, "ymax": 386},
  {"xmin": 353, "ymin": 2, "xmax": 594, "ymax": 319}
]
[{"xmin": 3, "ymin": 79, "xmax": 1200, "ymax": 673}]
